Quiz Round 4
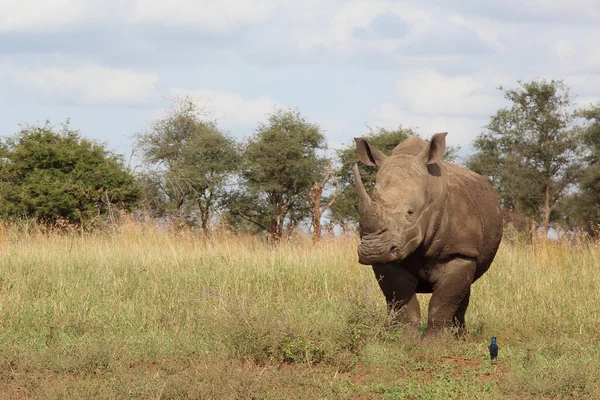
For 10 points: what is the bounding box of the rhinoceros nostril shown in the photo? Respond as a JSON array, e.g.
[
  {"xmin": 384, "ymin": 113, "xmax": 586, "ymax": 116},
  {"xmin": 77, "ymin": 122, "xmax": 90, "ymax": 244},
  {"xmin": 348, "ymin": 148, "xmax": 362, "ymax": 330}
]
[{"xmin": 389, "ymin": 245, "xmax": 399, "ymax": 260}]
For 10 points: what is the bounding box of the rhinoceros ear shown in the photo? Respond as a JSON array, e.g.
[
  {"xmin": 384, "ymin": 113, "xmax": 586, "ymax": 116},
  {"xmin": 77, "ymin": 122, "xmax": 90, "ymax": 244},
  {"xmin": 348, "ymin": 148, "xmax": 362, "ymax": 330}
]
[
  {"xmin": 354, "ymin": 137, "xmax": 387, "ymax": 168},
  {"xmin": 419, "ymin": 132, "xmax": 447, "ymax": 165}
]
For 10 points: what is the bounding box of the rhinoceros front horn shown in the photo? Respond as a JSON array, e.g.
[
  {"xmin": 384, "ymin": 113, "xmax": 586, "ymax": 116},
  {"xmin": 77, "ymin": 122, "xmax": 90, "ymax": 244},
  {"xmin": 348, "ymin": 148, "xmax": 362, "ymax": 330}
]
[{"xmin": 354, "ymin": 164, "xmax": 379, "ymax": 233}]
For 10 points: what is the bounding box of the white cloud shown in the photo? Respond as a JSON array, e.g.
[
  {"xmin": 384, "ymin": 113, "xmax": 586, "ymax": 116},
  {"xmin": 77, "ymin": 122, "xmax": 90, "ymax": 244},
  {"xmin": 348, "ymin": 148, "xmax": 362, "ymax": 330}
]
[
  {"xmin": 318, "ymin": 118, "xmax": 348, "ymax": 136},
  {"xmin": 582, "ymin": 46, "xmax": 600, "ymax": 70},
  {"xmin": 3, "ymin": 0, "xmax": 600, "ymax": 160},
  {"xmin": 564, "ymin": 74, "xmax": 600, "ymax": 106},
  {"xmin": 394, "ymin": 70, "xmax": 503, "ymax": 117},
  {"xmin": 523, "ymin": 0, "xmax": 600, "ymax": 19},
  {"xmin": 577, "ymin": 96, "xmax": 600, "ymax": 107},
  {"xmin": 0, "ymin": 0, "xmax": 86, "ymax": 32},
  {"xmin": 1, "ymin": 0, "xmax": 280, "ymax": 34},
  {"xmin": 373, "ymin": 67, "xmax": 600, "ymax": 152},
  {"xmin": 318, "ymin": 1, "xmax": 430, "ymax": 50},
  {"xmin": 129, "ymin": 0, "xmax": 279, "ymax": 32},
  {"xmin": 555, "ymin": 39, "xmax": 577, "ymax": 61},
  {"xmin": 170, "ymin": 88, "xmax": 283, "ymax": 128},
  {"xmin": 0, "ymin": 0, "xmax": 504, "ymax": 69},
  {"xmin": 370, "ymin": 67, "xmax": 513, "ymax": 151},
  {"xmin": 429, "ymin": 0, "xmax": 600, "ymax": 24},
  {"xmin": 8, "ymin": 64, "xmax": 159, "ymax": 105},
  {"xmin": 447, "ymin": 14, "xmax": 504, "ymax": 50},
  {"xmin": 316, "ymin": 118, "xmax": 350, "ymax": 150},
  {"xmin": 244, "ymin": 0, "xmax": 434, "ymax": 62},
  {"xmin": 371, "ymin": 102, "xmax": 487, "ymax": 151}
]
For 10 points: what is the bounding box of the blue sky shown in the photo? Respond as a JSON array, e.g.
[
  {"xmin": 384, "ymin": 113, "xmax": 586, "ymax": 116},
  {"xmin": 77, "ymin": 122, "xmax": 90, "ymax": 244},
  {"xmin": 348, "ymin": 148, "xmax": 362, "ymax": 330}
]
[{"xmin": 2, "ymin": 0, "xmax": 600, "ymax": 163}]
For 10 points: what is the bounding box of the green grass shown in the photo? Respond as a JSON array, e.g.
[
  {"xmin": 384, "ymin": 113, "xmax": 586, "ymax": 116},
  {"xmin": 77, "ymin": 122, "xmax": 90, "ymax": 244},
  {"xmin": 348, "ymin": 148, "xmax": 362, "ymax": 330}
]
[{"xmin": 0, "ymin": 222, "xmax": 599, "ymax": 398}]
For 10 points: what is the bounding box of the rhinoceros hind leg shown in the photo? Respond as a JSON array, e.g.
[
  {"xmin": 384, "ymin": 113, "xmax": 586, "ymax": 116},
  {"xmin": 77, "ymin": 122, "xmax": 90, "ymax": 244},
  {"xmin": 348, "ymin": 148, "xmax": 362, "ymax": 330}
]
[{"xmin": 453, "ymin": 288, "xmax": 470, "ymax": 337}]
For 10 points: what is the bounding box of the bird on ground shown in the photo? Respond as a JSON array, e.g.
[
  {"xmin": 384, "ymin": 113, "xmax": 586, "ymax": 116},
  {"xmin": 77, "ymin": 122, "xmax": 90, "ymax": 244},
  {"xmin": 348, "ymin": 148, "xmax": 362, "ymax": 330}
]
[{"xmin": 489, "ymin": 337, "xmax": 499, "ymax": 360}]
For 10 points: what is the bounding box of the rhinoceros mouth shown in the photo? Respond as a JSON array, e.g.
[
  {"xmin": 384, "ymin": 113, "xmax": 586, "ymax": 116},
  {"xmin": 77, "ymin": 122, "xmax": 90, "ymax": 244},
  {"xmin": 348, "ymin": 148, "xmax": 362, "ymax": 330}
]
[{"xmin": 357, "ymin": 242, "xmax": 403, "ymax": 265}]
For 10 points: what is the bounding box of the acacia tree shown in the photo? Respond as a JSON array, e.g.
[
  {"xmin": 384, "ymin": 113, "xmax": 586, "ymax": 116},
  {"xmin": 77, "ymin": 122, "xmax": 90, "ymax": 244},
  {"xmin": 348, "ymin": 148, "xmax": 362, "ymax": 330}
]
[
  {"xmin": 136, "ymin": 96, "xmax": 239, "ymax": 235},
  {"xmin": 227, "ymin": 108, "xmax": 327, "ymax": 241},
  {"xmin": 560, "ymin": 103, "xmax": 600, "ymax": 236},
  {"xmin": 0, "ymin": 120, "xmax": 139, "ymax": 226},
  {"xmin": 469, "ymin": 79, "xmax": 580, "ymax": 236}
]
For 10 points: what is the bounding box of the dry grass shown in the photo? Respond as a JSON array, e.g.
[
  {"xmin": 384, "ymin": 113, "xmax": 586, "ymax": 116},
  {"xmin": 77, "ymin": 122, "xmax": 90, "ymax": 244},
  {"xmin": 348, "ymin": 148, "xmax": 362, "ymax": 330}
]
[{"xmin": 0, "ymin": 220, "xmax": 599, "ymax": 398}]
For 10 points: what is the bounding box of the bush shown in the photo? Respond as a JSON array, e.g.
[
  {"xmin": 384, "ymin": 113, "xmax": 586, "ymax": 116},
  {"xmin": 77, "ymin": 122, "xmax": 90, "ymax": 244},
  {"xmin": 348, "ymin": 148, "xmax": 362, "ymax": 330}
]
[{"xmin": 0, "ymin": 120, "xmax": 139, "ymax": 227}]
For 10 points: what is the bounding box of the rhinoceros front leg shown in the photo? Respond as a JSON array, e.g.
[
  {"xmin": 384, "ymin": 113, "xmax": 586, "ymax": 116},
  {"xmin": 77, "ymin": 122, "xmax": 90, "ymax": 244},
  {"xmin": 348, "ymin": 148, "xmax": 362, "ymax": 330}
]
[
  {"xmin": 427, "ymin": 258, "xmax": 475, "ymax": 335},
  {"xmin": 372, "ymin": 264, "xmax": 420, "ymax": 330}
]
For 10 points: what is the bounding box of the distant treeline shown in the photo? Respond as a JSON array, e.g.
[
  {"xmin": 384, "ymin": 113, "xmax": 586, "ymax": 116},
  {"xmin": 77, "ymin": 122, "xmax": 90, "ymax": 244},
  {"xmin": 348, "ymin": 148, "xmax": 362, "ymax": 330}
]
[{"xmin": 1, "ymin": 79, "xmax": 598, "ymax": 241}]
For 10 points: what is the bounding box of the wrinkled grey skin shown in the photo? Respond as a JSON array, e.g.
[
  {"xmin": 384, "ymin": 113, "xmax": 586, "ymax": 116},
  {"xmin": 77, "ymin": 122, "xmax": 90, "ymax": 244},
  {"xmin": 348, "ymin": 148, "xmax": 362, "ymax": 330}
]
[{"xmin": 354, "ymin": 133, "xmax": 502, "ymax": 336}]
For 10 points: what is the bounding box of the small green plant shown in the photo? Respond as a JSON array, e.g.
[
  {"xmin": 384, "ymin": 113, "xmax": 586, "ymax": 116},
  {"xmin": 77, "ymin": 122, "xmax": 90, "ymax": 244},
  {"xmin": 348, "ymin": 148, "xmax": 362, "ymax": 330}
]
[{"xmin": 276, "ymin": 331, "xmax": 325, "ymax": 364}]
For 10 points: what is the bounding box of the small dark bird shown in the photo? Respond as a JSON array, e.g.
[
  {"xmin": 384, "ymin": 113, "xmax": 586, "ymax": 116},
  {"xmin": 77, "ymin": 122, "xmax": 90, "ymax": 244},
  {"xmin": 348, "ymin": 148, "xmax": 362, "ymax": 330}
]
[{"xmin": 489, "ymin": 337, "xmax": 499, "ymax": 360}]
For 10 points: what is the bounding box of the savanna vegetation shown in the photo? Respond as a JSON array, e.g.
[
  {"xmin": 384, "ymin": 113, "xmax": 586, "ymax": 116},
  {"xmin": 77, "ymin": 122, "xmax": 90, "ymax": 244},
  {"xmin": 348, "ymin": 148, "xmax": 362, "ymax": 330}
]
[
  {"xmin": 0, "ymin": 222, "xmax": 598, "ymax": 398},
  {"xmin": 0, "ymin": 78, "xmax": 599, "ymax": 398}
]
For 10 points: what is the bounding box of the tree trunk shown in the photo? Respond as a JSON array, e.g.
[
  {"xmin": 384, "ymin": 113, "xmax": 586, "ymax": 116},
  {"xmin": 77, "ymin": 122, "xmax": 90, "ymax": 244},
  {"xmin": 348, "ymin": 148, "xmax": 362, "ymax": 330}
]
[
  {"xmin": 531, "ymin": 217, "xmax": 537, "ymax": 243},
  {"xmin": 542, "ymin": 183, "xmax": 551, "ymax": 238},
  {"xmin": 199, "ymin": 197, "xmax": 212, "ymax": 237},
  {"xmin": 325, "ymin": 221, "xmax": 335, "ymax": 236},
  {"xmin": 199, "ymin": 210, "xmax": 209, "ymax": 237},
  {"xmin": 312, "ymin": 213, "xmax": 322, "ymax": 242},
  {"xmin": 310, "ymin": 183, "xmax": 323, "ymax": 242},
  {"xmin": 267, "ymin": 215, "xmax": 283, "ymax": 243},
  {"xmin": 308, "ymin": 161, "xmax": 339, "ymax": 243}
]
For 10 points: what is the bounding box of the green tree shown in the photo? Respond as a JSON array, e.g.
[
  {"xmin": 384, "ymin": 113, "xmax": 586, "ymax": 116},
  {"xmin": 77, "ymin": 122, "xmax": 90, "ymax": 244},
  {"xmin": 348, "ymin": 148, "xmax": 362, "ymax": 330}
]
[
  {"xmin": 0, "ymin": 120, "xmax": 139, "ymax": 226},
  {"xmin": 136, "ymin": 96, "xmax": 239, "ymax": 235},
  {"xmin": 468, "ymin": 79, "xmax": 580, "ymax": 236},
  {"xmin": 227, "ymin": 108, "xmax": 327, "ymax": 241},
  {"xmin": 330, "ymin": 126, "xmax": 458, "ymax": 229},
  {"xmin": 560, "ymin": 103, "xmax": 600, "ymax": 236}
]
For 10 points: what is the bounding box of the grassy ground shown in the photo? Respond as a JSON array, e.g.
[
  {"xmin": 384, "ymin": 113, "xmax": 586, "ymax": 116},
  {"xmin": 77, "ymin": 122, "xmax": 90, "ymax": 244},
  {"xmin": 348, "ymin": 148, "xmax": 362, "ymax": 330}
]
[{"xmin": 0, "ymin": 222, "xmax": 599, "ymax": 399}]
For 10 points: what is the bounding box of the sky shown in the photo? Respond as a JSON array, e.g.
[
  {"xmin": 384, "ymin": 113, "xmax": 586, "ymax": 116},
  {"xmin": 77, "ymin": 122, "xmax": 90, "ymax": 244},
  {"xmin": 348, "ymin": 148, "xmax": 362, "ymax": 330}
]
[{"xmin": 2, "ymin": 0, "xmax": 600, "ymax": 164}]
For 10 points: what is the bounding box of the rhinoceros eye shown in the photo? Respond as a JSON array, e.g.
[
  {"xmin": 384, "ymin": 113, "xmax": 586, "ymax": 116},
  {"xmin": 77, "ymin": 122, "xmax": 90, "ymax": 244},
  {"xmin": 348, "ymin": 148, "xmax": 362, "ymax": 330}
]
[{"xmin": 407, "ymin": 209, "xmax": 414, "ymax": 215}]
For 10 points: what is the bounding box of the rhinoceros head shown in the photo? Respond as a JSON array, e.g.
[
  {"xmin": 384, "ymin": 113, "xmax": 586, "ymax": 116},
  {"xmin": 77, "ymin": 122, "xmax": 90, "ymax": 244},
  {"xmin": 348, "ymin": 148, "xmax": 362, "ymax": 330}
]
[{"xmin": 354, "ymin": 133, "xmax": 448, "ymax": 265}]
